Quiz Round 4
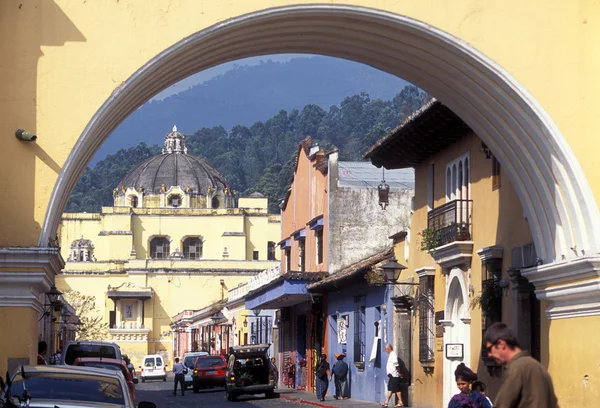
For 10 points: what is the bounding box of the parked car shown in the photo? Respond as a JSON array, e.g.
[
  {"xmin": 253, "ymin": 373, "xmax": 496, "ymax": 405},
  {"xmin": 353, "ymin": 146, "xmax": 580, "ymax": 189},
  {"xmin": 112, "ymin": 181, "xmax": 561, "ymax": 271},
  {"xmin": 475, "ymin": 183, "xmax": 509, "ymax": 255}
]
[
  {"xmin": 192, "ymin": 355, "xmax": 227, "ymax": 392},
  {"xmin": 140, "ymin": 354, "xmax": 167, "ymax": 382},
  {"xmin": 225, "ymin": 344, "xmax": 277, "ymax": 401},
  {"xmin": 61, "ymin": 340, "xmax": 122, "ymax": 365},
  {"xmin": 72, "ymin": 357, "xmax": 137, "ymax": 401},
  {"xmin": 183, "ymin": 351, "xmax": 208, "ymax": 389},
  {"xmin": 1, "ymin": 365, "xmax": 155, "ymax": 408}
]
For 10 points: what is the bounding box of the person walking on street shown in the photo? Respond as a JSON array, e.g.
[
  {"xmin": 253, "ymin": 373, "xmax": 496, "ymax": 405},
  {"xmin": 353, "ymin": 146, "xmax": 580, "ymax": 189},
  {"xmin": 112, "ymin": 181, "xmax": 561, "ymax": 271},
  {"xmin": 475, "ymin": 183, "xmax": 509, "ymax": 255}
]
[
  {"xmin": 484, "ymin": 322, "xmax": 558, "ymax": 408},
  {"xmin": 315, "ymin": 354, "xmax": 330, "ymax": 402},
  {"xmin": 37, "ymin": 341, "xmax": 48, "ymax": 365},
  {"xmin": 382, "ymin": 344, "xmax": 403, "ymax": 407},
  {"xmin": 172, "ymin": 357, "xmax": 186, "ymax": 396},
  {"xmin": 271, "ymin": 357, "xmax": 279, "ymax": 388},
  {"xmin": 285, "ymin": 357, "xmax": 296, "ymax": 389},
  {"xmin": 332, "ymin": 353, "xmax": 350, "ymax": 400}
]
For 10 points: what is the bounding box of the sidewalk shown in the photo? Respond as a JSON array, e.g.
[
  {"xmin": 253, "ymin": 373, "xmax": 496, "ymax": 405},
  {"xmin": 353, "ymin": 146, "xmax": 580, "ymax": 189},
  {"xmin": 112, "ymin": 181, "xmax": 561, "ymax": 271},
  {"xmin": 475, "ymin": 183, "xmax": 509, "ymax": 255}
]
[{"xmin": 277, "ymin": 388, "xmax": 382, "ymax": 408}]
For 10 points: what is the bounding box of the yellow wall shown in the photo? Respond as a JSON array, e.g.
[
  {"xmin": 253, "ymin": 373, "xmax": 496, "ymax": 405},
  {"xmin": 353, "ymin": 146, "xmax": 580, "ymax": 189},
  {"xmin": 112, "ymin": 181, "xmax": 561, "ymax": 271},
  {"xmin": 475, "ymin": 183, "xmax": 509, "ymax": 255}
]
[
  {"xmin": 0, "ymin": 307, "xmax": 38, "ymax": 374},
  {"xmin": 406, "ymin": 132, "xmax": 535, "ymax": 407}
]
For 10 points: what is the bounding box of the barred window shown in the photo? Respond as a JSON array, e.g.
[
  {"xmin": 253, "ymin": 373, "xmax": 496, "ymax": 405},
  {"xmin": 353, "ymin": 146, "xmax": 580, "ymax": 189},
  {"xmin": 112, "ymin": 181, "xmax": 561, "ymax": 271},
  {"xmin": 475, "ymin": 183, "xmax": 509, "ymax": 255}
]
[
  {"xmin": 183, "ymin": 237, "xmax": 203, "ymax": 260},
  {"xmin": 150, "ymin": 237, "xmax": 170, "ymax": 260},
  {"xmin": 130, "ymin": 195, "xmax": 138, "ymax": 208},
  {"xmin": 419, "ymin": 275, "xmax": 435, "ymax": 362},
  {"xmin": 298, "ymin": 240, "xmax": 306, "ymax": 272},
  {"xmin": 316, "ymin": 229, "xmax": 324, "ymax": 265},
  {"xmin": 353, "ymin": 295, "xmax": 366, "ymax": 369},
  {"xmin": 168, "ymin": 194, "xmax": 182, "ymax": 208},
  {"xmin": 267, "ymin": 241, "xmax": 276, "ymax": 261}
]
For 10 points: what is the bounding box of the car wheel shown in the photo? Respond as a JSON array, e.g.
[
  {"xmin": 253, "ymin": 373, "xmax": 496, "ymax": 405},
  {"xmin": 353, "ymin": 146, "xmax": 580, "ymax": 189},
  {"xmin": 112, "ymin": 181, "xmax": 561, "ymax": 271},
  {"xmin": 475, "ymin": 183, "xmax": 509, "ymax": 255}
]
[
  {"xmin": 266, "ymin": 391, "xmax": 276, "ymax": 399},
  {"xmin": 193, "ymin": 384, "xmax": 199, "ymax": 393},
  {"xmin": 226, "ymin": 391, "xmax": 237, "ymax": 401},
  {"xmin": 141, "ymin": 378, "xmax": 145, "ymax": 383},
  {"xmin": 163, "ymin": 376, "xmax": 167, "ymax": 382}
]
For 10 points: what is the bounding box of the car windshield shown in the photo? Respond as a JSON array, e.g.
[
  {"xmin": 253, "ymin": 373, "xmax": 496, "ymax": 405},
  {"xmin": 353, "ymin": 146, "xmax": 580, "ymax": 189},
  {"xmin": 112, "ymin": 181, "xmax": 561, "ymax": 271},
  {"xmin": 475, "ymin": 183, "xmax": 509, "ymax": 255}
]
[
  {"xmin": 183, "ymin": 356, "xmax": 198, "ymax": 368},
  {"xmin": 9, "ymin": 373, "xmax": 125, "ymax": 405},
  {"xmin": 65, "ymin": 344, "xmax": 117, "ymax": 365},
  {"xmin": 196, "ymin": 357, "xmax": 224, "ymax": 368}
]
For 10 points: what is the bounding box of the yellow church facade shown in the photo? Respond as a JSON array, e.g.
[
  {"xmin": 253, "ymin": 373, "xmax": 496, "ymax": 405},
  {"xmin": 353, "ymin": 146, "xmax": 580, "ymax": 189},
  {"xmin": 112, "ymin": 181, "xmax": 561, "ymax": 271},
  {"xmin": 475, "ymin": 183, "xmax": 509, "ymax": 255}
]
[
  {"xmin": 56, "ymin": 127, "xmax": 280, "ymax": 366},
  {"xmin": 1, "ymin": 1, "xmax": 600, "ymax": 406}
]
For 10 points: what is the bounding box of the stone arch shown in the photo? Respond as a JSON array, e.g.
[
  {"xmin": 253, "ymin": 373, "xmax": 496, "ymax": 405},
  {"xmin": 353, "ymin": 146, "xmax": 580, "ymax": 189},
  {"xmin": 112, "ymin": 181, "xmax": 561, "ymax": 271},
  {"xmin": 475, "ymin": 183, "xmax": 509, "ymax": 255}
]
[{"xmin": 40, "ymin": 4, "xmax": 600, "ymax": 264}]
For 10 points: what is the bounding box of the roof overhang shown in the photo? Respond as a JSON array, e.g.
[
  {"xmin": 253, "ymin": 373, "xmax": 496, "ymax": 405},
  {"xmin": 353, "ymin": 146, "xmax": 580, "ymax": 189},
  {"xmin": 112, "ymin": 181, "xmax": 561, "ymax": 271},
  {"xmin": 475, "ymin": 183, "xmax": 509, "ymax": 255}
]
[
  {"xmin": 107, "ymin": 290, "xmax": 153, "ymax": 300},
  {"xmin": 364, "ymin": 100, "xmax": 471, "ymax": 169}
]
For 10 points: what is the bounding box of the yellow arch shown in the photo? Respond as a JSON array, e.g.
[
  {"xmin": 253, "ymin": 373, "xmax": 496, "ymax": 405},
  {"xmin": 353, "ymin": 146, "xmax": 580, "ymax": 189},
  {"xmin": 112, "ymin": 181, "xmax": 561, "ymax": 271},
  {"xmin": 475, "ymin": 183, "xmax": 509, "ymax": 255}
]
[{"xmin": 39, "ymin": 4, "xmax": 599, "ymax": 265}]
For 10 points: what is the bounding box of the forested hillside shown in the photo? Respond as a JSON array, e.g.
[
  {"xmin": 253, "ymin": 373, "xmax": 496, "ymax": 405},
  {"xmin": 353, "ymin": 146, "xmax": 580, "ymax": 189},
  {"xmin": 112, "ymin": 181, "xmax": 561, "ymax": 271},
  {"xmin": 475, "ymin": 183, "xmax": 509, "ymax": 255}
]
[
  {"xmin": 93, "ymin": 56, "xmax": 409, "ymax": 162},
  {"xmin": 67, "ymin": 86, "xmax": 430, "ymax": 213}
]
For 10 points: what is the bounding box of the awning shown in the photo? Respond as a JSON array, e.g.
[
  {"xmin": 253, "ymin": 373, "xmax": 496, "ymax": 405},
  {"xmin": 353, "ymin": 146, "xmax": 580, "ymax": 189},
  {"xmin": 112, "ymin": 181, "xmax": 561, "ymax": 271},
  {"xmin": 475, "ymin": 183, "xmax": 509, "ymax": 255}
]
[
  {"xmin": 307, "ymin": 215, "xmax": 324, "ymax": 230},
  {"xmin": 292, "ymin": 228, "xmax": 306, "ymax": 241},
  {"xmin": 278, "ymin": 238, "xmax": 291, "ymax": 249},
  {"xmin": 307, "ymin": 248, "xmax": 393, "ymax": 292},
  {"xmin": 245, "ymin": 272, "xmax": 326, "ymax": 310}
]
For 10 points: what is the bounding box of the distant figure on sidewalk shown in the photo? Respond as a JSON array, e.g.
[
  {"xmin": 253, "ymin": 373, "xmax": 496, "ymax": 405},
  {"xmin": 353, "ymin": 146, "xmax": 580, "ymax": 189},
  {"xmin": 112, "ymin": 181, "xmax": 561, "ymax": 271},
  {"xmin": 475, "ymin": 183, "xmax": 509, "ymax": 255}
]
[
  {"xmin": 37, "ymin": 341, "xmax": 48, "ymax": 365},
  {"xmin": 382, "ymin": 344, "xmax": 402, "ymax": 407},
  {"xmin": 50, "ymin": 348, "xmax": 62, "ymax": 365},
  {"xmin": 332, "ymin": 353, "xmax": 350, "ymax": 400},
  {"xmin": 172, "ymin": 357, "xmax": 186, "ymax": 396},
  {"xmin": 298, "ymin": 356, "xmax": 307, "ymax": 390},
  {"xmin": 484, "ymin": 322, "xmax": 558, "ymax": 408},
  {"xmin": 315, "ymin": 354, "xmax": 330, "ymax": 402},
  {"xmin": 285, "ymin": 357, "xmax": 296, "ymax": 389},
  {"xmin": 447, "ymin": 363, "xmax": 491, "ymax": 408},
  {"xmin": 271, "ymin": 357, "xmax": 279, "ymax": 388}
]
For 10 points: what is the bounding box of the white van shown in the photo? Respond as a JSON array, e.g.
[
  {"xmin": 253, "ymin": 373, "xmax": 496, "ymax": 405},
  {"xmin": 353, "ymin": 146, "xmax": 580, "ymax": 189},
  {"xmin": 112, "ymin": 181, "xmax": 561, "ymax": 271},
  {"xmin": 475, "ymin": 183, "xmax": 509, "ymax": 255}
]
[
  {"xmin": 182, "ymin": 351, "xmax": 208, "ymax": 389},
  {"xmin": 140, "ymin": 354, "xmax": 167, "ymax": 382}
]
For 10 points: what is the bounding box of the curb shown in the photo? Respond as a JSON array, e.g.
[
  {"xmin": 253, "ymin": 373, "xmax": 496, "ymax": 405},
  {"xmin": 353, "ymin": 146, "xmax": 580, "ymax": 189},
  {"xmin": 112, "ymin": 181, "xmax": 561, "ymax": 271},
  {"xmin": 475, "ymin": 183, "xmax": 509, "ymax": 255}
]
[{"xmin": 280, "ymin": 394, "xmax": 338, "ymax": 408}]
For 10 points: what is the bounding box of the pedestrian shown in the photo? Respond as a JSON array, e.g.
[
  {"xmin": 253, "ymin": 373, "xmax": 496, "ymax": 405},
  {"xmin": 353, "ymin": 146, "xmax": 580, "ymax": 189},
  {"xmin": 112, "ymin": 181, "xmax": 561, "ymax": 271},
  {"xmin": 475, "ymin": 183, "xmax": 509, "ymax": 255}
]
[
  {"xmin": 472, "ymin": 381, "xmax": 493, "ymax": 407},
  {"xmin": 447, "ymin": 363, "xmax": 491, "ymax": 408},
  {"xmin": 484, "ymin": 322, "xmax": 558, "ymax": 408},
  {"xmin": 298, "ymin": 356, "xmax": 307, "ymax": 390},
  {"xmin": 315, "ymin": 353, "xmax": 330, "ymax": 402},
  {"xmin": 172, "ymin": 357, "xmax": 186, "ymax": 396},
  {"xmin": 37, "ymin": 341, "xmax": 48, "ymax": 365},
  {"xmin": 332, "ymin": 353, "xmax": 350, "ymax": 400},
  {"xmin": 382, "ymin": 344, "xmax": 403, "ymax": 407},
  {"xmin": 271, "ymin": 357, "xmax": 279, "ymax": 388},
  {"xmin": 285, "ymin": 357, "xmax": 296, "ymax": 389},
  {"xmin": 123, "ymin": 355, "xmax": 135, "ymax": 377},
  {"xmin": 50, "ymin": 348, "xmax": 62, "ymax": 365}
]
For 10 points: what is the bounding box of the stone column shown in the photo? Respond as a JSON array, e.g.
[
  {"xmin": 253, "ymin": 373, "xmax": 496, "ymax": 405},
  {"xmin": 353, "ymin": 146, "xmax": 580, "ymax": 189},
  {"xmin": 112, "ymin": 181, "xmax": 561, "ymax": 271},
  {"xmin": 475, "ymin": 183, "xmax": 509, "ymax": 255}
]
[{"xmin": 392, "ymin": 295, "xmax": 413, "ymax": 407}]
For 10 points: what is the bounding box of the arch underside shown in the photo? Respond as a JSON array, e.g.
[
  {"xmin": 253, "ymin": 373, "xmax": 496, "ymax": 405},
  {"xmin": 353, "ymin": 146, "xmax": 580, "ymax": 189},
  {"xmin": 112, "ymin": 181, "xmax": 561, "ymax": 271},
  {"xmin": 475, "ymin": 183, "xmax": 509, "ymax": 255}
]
[{"xmin": 41, "ymin": 5, "xmax": 600, "ymax": 264}]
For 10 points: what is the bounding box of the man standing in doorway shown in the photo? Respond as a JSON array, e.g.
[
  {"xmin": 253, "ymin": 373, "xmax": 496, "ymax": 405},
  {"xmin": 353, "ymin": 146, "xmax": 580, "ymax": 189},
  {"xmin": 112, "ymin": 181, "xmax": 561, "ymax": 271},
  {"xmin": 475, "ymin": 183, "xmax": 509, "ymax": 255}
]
[
  {"xmin": 484, "ymin": 322, "xmax": 558, "ymax": 408},
  {"xmin": 382, "ymin": 344, "xmax": 403, "ymax": 407},
  {"xmin": 172, "ymin": 357, "xmax": 186, "ymax": 396}
]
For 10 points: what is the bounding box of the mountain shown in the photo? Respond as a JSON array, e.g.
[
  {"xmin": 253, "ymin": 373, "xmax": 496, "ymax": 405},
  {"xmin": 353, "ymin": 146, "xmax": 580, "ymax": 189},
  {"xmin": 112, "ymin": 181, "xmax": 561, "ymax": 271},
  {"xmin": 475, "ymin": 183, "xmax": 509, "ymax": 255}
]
[
  {"xmin": 68, "ymin": 87, "xmax": 430, "ymax": 214},
  {"xmin": 92, "ymin": 56, "xmax": 408, "ymax": 164}
]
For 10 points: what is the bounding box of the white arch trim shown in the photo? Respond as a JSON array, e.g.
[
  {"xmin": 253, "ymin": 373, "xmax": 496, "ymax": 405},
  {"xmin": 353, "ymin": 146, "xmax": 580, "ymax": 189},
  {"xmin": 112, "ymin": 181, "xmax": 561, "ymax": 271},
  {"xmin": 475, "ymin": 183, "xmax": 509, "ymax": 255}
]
[{"xmin": 41, "ymin": 4, "xmax": 600, "ymax": 266}]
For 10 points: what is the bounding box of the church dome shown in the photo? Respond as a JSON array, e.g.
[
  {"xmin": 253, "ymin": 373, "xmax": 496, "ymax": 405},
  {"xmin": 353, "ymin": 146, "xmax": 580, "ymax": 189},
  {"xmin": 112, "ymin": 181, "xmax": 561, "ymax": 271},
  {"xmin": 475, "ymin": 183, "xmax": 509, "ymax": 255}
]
[{"xmin": 116, "ymin": 126, "xmax": 228, "ymax": 195}]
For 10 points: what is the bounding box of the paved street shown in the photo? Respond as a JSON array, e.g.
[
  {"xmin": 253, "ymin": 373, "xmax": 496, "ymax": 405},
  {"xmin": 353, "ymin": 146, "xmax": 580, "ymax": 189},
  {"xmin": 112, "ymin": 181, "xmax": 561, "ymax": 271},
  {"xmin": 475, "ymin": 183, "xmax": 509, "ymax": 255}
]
[{"xmin": 136, "ymin": 375, "xmax": 287, "ymax": 408}]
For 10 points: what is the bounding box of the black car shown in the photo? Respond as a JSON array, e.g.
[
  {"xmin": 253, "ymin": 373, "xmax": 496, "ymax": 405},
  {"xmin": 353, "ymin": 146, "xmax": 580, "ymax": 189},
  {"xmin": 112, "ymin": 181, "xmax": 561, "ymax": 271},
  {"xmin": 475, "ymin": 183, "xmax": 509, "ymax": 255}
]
[{"xmin": 225, "ymin": 344, "xmax": 277, "ymax": 401}]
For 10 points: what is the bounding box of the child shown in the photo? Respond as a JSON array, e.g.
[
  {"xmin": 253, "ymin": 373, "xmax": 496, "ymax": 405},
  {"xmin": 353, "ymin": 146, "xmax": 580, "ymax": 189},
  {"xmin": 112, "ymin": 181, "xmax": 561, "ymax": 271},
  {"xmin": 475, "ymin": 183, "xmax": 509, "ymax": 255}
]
[{"xmin": 471, "ymin": 381, "xmax": 493, "ymax": 407}]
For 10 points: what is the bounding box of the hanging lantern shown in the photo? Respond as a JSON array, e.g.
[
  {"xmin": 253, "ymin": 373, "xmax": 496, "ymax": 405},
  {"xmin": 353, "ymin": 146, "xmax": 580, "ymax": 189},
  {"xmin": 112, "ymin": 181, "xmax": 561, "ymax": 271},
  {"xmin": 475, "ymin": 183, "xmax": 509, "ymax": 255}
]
[{"xmin": 378, "ymin": 167, "xmax": 390, "ymax": 210}]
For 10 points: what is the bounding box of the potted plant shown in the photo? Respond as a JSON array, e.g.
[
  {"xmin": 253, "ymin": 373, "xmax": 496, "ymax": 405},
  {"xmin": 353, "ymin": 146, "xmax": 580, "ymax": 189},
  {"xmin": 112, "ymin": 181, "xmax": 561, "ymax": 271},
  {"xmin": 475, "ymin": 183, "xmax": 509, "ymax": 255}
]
[
  {"xmin": 456, "ymin": 222, "xmax": 470, "ymax": 241},
  {"xmin": 419, "ymin": 228, "xmax": 441, "ymax": 252},
  {"xmin": 470, "ymin": 279, "xmax": 502, "ymax": 318}
]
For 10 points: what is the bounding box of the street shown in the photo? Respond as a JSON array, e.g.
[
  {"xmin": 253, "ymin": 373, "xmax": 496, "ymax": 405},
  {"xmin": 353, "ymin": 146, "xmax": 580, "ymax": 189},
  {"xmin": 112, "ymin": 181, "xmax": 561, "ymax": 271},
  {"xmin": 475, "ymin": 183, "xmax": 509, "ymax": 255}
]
[{"xmin": 136, "ymin": 375, "xmax": 290, "ymax": 408}]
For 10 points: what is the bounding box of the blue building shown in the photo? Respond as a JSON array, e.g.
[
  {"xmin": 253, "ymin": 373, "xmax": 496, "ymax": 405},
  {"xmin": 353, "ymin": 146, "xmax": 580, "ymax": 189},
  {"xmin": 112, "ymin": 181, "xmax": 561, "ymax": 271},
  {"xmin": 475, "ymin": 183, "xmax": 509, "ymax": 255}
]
[{"xmin": 308, "ymin": 249, "xmax": 397, "ymax": 403}]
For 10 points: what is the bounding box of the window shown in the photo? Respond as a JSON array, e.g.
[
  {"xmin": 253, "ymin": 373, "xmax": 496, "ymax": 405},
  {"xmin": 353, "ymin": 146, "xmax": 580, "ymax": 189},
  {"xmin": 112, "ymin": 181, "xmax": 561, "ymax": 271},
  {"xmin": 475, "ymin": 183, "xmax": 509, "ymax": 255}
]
[
  {"xmin": 298, "ymin": 240, "xmax": 306, "ymax": 272},
  {"xmin": 150, "ymin": 237, "xmax": 170, "ymax": 259},
  {"xmin": 68, "ymin": 238, "xmax": 96, "ymax": 262},
  {"xmin": 285, "ymin": 248, "xmax": 291, "ymax": 272},
  {"xmin": 212, "ymin": 196, "xmax": 220, "ymax": 209},
  {"xmin": 130, "ymin": 195, "xmax": 138, "ymax": 208},
  {"xmin": 482, "ymin": 258, "xmax": 503, "ymax": 329},
  {"xmin": 316, "ymin": 229, "xmax": 324, "ymax": 265},
  {"xmin": 418, "ymin": 275, "xmax": 435, "ymax": 363},
  {"xmin": 427, "ymin": 163, "xmax": 434, "ymax": 211},
  {"xmin": 183, "ymin": 237, "xmax": 203, "ymax": 259},
  {"xmin": 353, "ymin": 295, "xmax": 366, "ymax": 369},
  {"xmin": 446, "ymin": 153, "xmax": 470, "ymax": 202},
  {"xmin": 168, "ymin": 194, "xmax": 182, "ymax": 207},
  {"xmin": 267, "ymin": 241, "xmax": 276, "ymax": 261},
  {"xmin": 492, "ymin": 156, "xmax": 501, "ymax": 190},
  {"xmin": 253, "ymin": 250, "xmax": 259, "ymax": 260}
]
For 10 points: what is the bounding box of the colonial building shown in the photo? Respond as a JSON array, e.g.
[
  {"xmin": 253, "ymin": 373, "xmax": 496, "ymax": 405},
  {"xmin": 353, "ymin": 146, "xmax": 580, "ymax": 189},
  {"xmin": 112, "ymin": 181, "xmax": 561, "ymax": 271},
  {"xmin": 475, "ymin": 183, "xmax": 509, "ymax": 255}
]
[
  {"xmin": 56, "ymin": 127, "xmax": 280, "ymax": 366},
  {"xmin": 245, "ymin": 137, "xmax": 413, "ymax": 399},
  {"xmin": 365, "ymin": 100, "xmax": 541, "ymax": 407}
]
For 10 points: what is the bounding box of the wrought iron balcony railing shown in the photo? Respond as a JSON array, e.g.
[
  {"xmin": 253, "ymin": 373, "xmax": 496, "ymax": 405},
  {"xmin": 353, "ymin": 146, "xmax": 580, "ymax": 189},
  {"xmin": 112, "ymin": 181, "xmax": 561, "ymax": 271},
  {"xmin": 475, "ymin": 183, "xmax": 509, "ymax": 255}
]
[{"xmin": 427, "ymin": 199, "xmax": 473, "ymax": 247}]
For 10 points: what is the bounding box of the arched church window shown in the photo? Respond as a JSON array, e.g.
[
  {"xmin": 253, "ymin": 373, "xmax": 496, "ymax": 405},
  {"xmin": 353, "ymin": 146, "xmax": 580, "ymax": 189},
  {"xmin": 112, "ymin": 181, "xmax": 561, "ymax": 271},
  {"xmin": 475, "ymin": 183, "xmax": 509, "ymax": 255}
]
[
  {"xmin": 183, "ymin": 237, "xmax": 203, "ymax": 260},
  {"xmin": 68, "ymin": 237, "xmax": 96, "ymax": 262},
  {"xmin": 130, "ymin": 195, "xmax": 138, "ymax": 208},
  {"xmin": 168, "ymin": 194, "xmax": 182, "ymax": 208},
  {"xmin": 150, "ymin": 237, "xmax": 170, "ymax": 260},
  {"xmin": 211, "ymin": 196, "xmax": 220, "ymax": 209}
]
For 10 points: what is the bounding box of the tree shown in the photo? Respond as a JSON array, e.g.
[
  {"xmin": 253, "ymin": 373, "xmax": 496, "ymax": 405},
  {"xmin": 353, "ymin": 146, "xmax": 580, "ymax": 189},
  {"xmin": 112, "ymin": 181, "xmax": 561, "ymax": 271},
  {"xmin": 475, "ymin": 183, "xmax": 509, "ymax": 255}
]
[{"xmin": 62, "ymin": 289, "xmax": 110, "ymax": 341}]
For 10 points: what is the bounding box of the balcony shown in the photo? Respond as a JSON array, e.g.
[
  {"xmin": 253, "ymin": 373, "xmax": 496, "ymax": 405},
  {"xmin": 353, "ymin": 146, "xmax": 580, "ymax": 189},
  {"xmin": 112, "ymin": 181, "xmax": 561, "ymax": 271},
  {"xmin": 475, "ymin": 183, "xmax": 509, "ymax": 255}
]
[
  {"xmin": 109, "ymin": 321, "xmax": 150, "ymax": 342},
  {"xmin": 426, "ymin": 199, "xmax": 474, "ymax": 270}
]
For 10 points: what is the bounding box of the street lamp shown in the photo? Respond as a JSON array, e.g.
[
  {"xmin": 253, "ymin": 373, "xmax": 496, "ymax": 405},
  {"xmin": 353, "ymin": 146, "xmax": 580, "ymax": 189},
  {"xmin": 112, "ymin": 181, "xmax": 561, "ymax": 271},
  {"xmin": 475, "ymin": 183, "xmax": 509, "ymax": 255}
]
[
  {"xmin": 243, "ymin": 318, "xmax": 248, "ymax": 328},
  {"xmin": 252, "ymin": 309, "xmax": 261, "ymax": 317},
  {"xmin": 39, "ymin": 285, "xmax": 63, "ymax": 321},
  {"xmin": 380, "ymin": 257, "xmax": 407, "ymax": 284},
  {"xmin": 378, "ymin": 168, "xmax": 390, "ymax": 210}
]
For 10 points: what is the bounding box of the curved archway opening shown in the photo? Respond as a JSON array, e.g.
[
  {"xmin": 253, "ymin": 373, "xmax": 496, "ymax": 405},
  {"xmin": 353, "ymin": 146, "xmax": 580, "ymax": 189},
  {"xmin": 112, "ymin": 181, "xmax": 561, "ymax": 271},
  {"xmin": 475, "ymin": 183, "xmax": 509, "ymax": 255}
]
[{"xmin": 40, "ymin": 4, "xmax": 600, "ymax": 264}]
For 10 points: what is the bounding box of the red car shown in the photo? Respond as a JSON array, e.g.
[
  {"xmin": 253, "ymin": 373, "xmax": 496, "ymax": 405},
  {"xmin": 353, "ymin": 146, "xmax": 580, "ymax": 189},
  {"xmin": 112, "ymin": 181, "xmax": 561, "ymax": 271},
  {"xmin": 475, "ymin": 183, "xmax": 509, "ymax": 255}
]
[
  {"xmin": 192, "ymin": 355, "xmax": 228, "ymax": 393},
  {"xmin": 73, "ymin": 357, "xmax": 137, "ymax": 402}
]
